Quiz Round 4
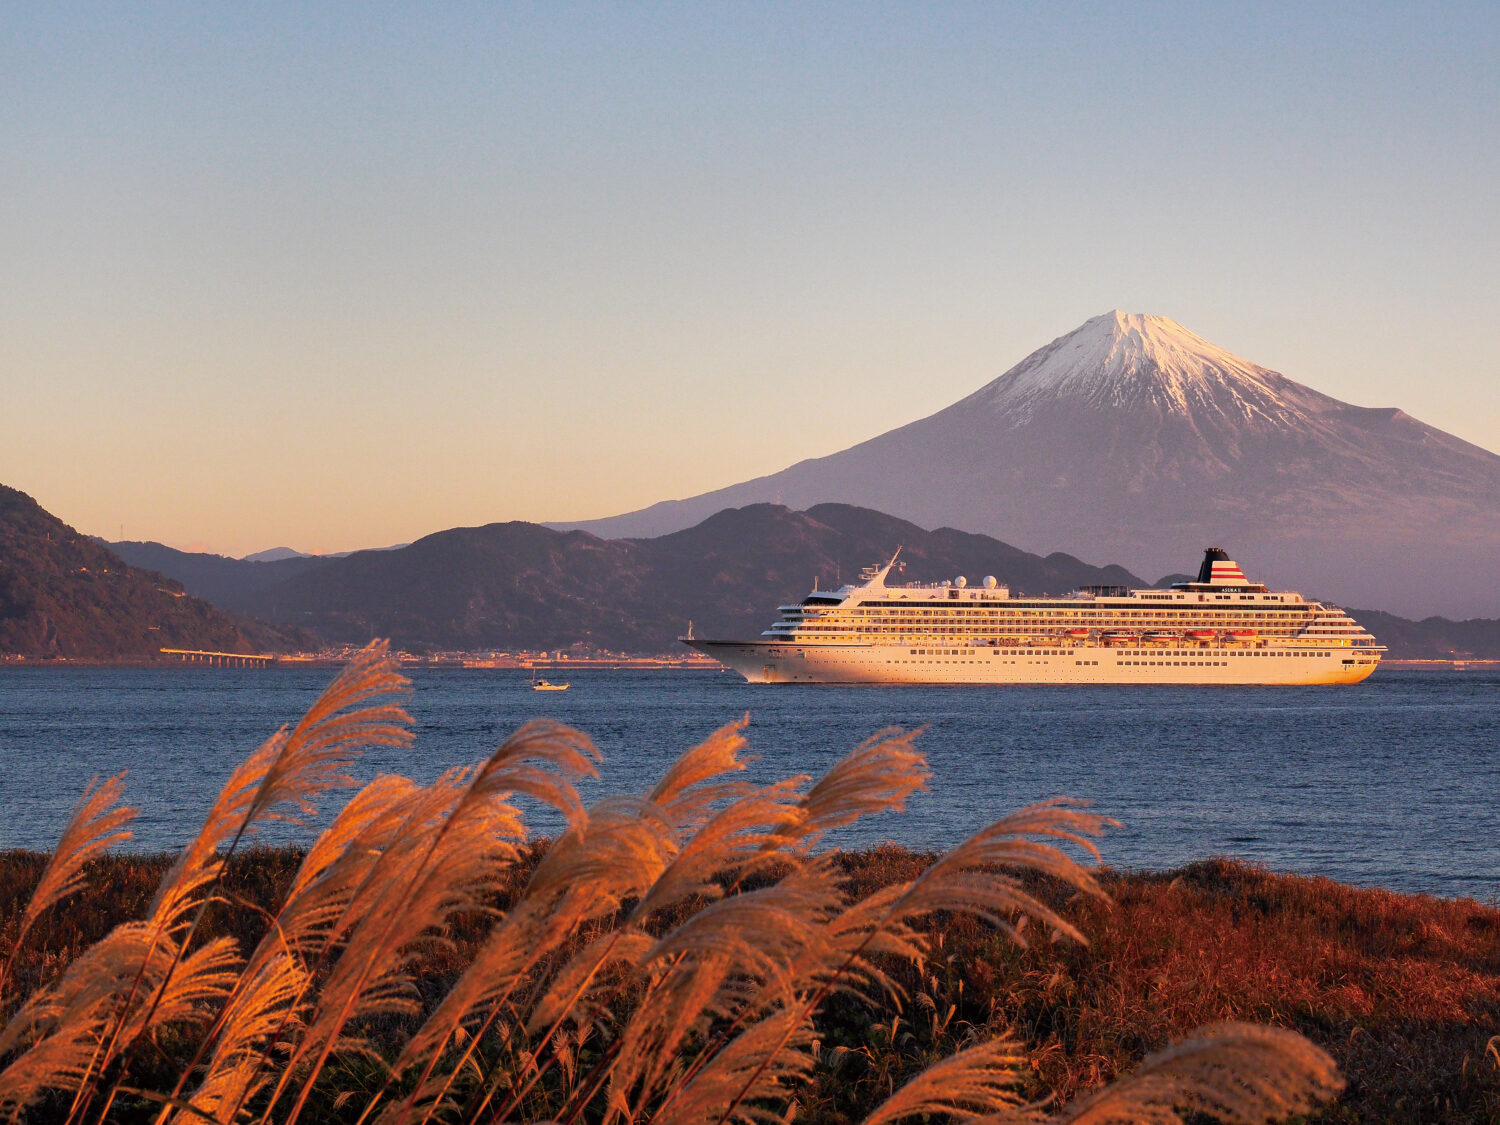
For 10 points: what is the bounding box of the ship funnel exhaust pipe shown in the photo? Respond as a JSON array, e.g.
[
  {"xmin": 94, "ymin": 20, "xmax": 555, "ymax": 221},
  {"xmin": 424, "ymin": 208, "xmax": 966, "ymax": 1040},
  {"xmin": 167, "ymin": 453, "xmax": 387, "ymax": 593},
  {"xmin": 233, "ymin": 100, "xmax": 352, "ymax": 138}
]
[{"xmin": 1196, "ymin": 547, "xmax": 1230, "ymax": 585}]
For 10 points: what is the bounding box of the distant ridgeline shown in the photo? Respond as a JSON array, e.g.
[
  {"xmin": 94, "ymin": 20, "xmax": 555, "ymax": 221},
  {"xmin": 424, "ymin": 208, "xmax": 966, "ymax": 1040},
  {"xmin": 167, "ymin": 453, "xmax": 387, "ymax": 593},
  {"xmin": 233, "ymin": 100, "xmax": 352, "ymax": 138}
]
[
  {"xmin": 107, "ymin": 503, "xmax": 1143, "ymax": 653},
  {"xmin": 101, "ymin": 501, "xmax": 1500, "ymax": 659},
  {"xmin": 0, "ymin": 486, "xmax": 289, "ymax": 659},
  {"xmin": 5, "ymin": 480, "xmax": 1494, "ymax": 660},
  {"xmin": 1339, "ymin": 609, "xmax": 1500, "ymax": 662}
]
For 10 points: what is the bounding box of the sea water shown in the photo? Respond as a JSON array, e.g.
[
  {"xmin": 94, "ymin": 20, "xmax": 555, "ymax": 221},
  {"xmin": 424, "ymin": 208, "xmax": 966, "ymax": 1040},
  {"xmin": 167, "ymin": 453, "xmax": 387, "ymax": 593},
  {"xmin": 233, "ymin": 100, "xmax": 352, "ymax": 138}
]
[{"xmin": 0, "ymin": 666, "xmax": 1495, "ymax": 899}]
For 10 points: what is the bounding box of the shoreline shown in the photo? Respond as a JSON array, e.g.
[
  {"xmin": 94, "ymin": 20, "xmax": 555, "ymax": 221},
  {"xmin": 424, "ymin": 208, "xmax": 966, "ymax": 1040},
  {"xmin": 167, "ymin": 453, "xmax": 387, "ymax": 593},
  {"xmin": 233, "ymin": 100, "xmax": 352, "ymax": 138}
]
[
  {"xmin": 4, "ymin": 655, "xmax": 1496, "ymax": 670},
  {"xmin": 0, "ymin": 653, "xmax": 727, "ymax": 670},
  {"xmin": 0, "ymin": 844, "xmax": 1492, "ymax": 905}
]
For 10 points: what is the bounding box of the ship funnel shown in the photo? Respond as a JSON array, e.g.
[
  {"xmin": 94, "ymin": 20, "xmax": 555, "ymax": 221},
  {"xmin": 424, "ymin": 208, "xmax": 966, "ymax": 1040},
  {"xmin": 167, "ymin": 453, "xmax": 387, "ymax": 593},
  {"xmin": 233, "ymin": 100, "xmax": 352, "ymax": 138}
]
[{"xmin": 1197, "ymin": 547, "xmax": 1249, "ymax": 586}]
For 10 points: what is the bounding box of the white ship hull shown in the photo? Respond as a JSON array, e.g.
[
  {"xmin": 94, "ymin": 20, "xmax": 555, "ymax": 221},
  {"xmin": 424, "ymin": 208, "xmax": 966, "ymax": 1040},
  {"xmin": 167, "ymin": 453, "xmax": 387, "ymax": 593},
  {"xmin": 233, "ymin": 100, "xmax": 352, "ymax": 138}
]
[
  {"xmin": 687, "ymin": 640, "xmax": 1379, "ymax": 686},
  {"xmin": 683, "ymin": 548, "xmax": 1384, "ymax": 686}
]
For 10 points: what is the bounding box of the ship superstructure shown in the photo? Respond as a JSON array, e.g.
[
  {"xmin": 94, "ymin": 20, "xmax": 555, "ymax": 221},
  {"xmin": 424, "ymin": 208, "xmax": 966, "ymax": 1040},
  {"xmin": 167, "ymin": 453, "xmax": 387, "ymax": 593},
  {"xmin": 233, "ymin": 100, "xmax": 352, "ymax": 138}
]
[{"xmin": 683, "ymin": 548, "xmax": 1384, "ymax": 685}]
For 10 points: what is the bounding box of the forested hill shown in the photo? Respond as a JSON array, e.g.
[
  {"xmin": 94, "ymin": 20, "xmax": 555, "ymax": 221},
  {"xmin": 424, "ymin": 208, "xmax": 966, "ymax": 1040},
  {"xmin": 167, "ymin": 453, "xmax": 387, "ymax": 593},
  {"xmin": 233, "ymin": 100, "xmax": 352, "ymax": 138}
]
[
  {"xmin": 1344, "ymin": 608, "xmax": 1500, "ymax": 661},
  {"xmin": 102, "ymin": 539, "xmax": 326, "ymax": 611},
  {"xmin": 8, "ymin": 492, "xmax": 1488, "ymax": 666},
  {"xmin": 0, "ymin": 486, "xmax": 277, "ymax": 659},
  {"xmin": 73, "ymin": 495, "xmax": 1500, "ymax": 658},
  {"xmin": 122, "ymin": 503, "xmax": 1147, "ymax": 653}
]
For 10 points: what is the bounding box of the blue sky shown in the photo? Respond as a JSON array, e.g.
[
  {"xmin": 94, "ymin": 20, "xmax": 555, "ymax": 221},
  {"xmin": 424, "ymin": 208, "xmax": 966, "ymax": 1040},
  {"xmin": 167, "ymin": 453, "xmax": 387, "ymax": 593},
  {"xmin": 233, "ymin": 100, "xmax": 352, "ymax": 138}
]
[{"xmin": 3, "ymin": 2, "xmax": 1496, "ymax": 555}]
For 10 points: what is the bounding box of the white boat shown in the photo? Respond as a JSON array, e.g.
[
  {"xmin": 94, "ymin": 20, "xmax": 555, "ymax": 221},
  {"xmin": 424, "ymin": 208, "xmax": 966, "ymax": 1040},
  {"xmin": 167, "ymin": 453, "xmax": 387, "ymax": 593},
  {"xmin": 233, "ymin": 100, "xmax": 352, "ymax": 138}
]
[{"xmin": 681, "ymin": 548, "xmax": 1384, "ymax": 686}]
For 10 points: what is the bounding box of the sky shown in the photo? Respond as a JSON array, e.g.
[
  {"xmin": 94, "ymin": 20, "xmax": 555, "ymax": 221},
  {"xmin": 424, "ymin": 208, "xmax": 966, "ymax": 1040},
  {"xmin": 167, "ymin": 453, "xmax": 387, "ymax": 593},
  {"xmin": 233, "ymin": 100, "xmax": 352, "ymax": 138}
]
[{"xmin": 3, "ymin": 2, "xmax": 1497, "ymax": 557}]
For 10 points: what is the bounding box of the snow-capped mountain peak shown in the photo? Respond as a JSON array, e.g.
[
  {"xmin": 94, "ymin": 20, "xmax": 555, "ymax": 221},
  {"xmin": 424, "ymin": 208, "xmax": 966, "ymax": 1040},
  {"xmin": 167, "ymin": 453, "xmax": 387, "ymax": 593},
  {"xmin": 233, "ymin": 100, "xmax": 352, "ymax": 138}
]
[
  {"xmin": 555, "ymin": 310, "xmax": 1500, "ymax": 617},
  {"xmin": 971, "ymin": 310, "xmax": 1299, "ymax": 425}
]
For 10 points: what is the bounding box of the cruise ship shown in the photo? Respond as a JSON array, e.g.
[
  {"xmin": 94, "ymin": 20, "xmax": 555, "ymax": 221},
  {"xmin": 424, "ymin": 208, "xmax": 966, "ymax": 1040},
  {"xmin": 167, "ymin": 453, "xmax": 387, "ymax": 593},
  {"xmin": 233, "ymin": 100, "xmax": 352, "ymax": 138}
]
[{"xmin": 682, "ymin": 548, "xmax": 1384, "ymax": 685}]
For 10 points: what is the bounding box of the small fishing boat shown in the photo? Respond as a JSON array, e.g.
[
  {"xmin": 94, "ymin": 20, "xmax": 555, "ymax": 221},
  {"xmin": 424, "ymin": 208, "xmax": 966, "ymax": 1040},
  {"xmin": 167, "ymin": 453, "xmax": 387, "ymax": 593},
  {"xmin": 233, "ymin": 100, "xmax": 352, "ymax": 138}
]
[{"xmin": 531, "ymin": 669, "xmax": 570, "ymax": 691}]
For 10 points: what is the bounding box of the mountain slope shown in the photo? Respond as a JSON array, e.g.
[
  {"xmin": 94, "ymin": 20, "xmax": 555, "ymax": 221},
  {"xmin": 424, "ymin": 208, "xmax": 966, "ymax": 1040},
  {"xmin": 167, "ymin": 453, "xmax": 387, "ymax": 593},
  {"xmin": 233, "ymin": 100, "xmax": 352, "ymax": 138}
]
[
  {"xmin": 103, "ymin": 540, "xmax": 329, "ymax": 610},
  {"xmin": 1345, "ymin": 609, "xmax": 1500, "ymax": 661},
  {"xmin": 0, "ymin": 487, "xmax": 275, "ymax": 658},
  {"xmin": 167, "ymin": 503, "xmax": 1145, "ymax": 652},
  {"xmin": 94, "ymin": 501, "xmax": 1499, "ymax": 657},
  {"xmin": 555, "ymin": 312, "xmax": 1500, "ymax": 617}
]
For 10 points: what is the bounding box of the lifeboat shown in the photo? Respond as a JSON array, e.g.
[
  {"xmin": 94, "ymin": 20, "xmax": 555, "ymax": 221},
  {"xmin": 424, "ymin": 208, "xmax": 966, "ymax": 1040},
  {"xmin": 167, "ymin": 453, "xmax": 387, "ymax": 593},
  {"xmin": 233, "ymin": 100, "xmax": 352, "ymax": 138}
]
[
  {"xmin": 1144, "ymin": 631, "xmax": 1178, "ymax": 643},
  {"xmin": 1187, "ymin": 630, "xmax": 1216, "ymax": 642},
  {"xmin": 1226, "ymin": 630, "xmax": 1257, "ymax": 642},
  {"xmin": 1065, "ymin": 628, "xmax": 1089, "ymax": 640},
  {"xmin": 1103, "ymin": 631, "xmax": 1137, "ymax": 644}
]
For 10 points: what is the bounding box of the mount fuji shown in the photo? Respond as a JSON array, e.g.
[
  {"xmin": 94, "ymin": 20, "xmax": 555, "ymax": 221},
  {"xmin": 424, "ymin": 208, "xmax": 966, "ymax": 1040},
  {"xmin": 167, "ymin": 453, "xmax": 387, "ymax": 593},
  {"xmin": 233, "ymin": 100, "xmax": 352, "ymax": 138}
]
[{"xmin": 558, "ymin": 312, "xmax": 1500, "ymax": 617}]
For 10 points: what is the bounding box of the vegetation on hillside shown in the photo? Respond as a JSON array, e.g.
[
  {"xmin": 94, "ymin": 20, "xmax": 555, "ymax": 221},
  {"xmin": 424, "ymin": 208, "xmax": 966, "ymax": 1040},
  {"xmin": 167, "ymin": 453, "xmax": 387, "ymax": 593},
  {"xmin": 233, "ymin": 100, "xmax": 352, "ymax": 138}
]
[
  {"xmin": 109, "ymin": 503, "xmax": 1146, "ymax": 652},
  {"xmin": 1343, "ymin": 608, "xmax": 1500, "ymax": 661},
  {"xmin": 0, "ymin": 643, "xmax": 1353, "ymax": 1123},
  {"xmin": 0, "ymin": 486, "xmax": 289, "ymax": 659},
  {"xmin": 107, "ymin": 502, "xmax": 1500, "ymax": 658}
]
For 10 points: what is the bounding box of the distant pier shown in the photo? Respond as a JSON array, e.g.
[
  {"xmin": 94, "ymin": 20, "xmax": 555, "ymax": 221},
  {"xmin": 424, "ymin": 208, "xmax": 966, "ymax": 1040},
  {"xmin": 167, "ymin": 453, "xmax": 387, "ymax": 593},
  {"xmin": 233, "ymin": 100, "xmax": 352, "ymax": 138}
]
[{"xmin": 159, "ymin": 648, "xmax": 275, "ymax": 667}]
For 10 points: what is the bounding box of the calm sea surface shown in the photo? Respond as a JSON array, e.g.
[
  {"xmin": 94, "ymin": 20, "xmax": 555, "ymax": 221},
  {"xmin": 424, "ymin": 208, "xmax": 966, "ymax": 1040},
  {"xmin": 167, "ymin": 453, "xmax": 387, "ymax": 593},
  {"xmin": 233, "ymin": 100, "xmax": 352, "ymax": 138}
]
[{"xmin": 0, "ymin": 666, "xmax": 1496, "ymax": 899}]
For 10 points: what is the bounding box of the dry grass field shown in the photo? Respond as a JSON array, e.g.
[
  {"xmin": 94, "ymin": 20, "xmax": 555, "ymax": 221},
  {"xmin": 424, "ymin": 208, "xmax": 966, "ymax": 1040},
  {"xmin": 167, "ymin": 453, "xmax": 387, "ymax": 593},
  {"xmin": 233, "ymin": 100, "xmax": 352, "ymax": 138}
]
[{"xmin": 0, "ymin": 643, "xmax": 1492, "ymax": 1123}]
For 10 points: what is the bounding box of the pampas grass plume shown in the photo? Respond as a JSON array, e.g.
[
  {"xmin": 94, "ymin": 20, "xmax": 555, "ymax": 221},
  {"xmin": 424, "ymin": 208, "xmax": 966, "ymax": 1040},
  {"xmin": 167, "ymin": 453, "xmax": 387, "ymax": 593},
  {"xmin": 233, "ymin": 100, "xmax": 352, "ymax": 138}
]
[{"xmin": 0, "ymin": 646, "xmax": 1344, "ymax": 1125}]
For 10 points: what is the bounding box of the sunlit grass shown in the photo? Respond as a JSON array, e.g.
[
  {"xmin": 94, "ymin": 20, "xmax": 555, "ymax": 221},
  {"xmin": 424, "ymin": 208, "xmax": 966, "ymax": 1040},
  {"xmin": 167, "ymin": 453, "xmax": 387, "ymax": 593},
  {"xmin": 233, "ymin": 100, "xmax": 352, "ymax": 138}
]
[{"xmin": 0, "ymin": 643, "xmax": 1360, "ymax": 1123}]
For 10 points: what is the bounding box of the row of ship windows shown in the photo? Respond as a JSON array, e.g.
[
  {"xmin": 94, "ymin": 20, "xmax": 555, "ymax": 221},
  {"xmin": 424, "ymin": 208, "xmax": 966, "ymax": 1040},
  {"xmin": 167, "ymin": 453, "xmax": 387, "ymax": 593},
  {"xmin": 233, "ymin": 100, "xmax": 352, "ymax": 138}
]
[
  {"xmin": 829, "ymin": 618, "xmax": 1318, "ymax": 628},
  {"xmin": 834, "ymin": 618, "xmax": 1326, "ymax": 627},
  {"xmin": 798, "ymin": 619, "xmax": 1331, "ymax": 627},
  {"xmin": 903, "ymin": 649, "xmax": 1338, "ymax": 658},
  {"xmin": 864, "ymin": 600, "xmax": 1296, "ymax": 609},
  {"xmin": 788, "ymin": 633, "xmax": 1339, "ymax": 643},
  {"xmin": 797, "ymin": 631, "xmax": 1313, "ymax": 641},
  {"xmin": 1122, "ymin": 660, "xmax": 1226, "ymax": 666},
  {"xmin": 797, "ymin": 625, "xmax": 1321, "ymax": 632},
  {"xmin": 854, "ymin": 600, "xmax": 1297, "ymax": 611}
]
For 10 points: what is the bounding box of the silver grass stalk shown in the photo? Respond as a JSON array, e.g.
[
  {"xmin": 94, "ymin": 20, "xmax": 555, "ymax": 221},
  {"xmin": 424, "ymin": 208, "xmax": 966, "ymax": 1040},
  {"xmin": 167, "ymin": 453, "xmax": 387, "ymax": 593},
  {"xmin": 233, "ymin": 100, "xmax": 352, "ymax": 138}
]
[
  {"xmin": 606, "ymin": 861, "xmax": 846, "ymax": 1122},
  {"xmin": 259, "ymin": 770, "xmax": 481, "ymax": 1124},
  {"xmin": 646, "ymin": 717, "xmax": 756, "ymax": 830},
  {"xmin": 2, "ymin": 644, "xmax": 412, "ymax": 1123},
  {"xmin": 0, "ymin": 645, "xmax": 1348, "ymax": 1125},
  {"xmin": 459, "ymin": 738, "xmax": 815, "ymax": 1125},
  {"xmin": 100, "ymin": 645, "xmax": 411, "ymax": 1107},
  {"xmin": 860, "ymin": 1035, "xmax": 1029, "ymax": 1125},
  {"xmin": 1050, "ymin": 1022, "xmax": 1343, "ymax": 1125},
  {"xmin": 161, "ymin": 776, "xmax": 426, "ymax": 1125},
  {"xmin": 377, "ymin": 727, "xmax": 699, "ymax": 1125},
  {"xmin": 392, "ymin": 807, "xmax": 678, "ymax": 1125},
  {"xmin": 649, "ymin": 1006, "xmax": 818, "ymax": 1125},
  {"xmin": 150, "ymin": 641, "xmax": 412, "ymax": 936},
  {"xmin": 163, "ymin": 950, "xmax": 308, "ymax": 1125},
  {"xmin": 781, "ymin": 727, "xmax": 931, "ymax": 845},
  {"xmin": 879, "ymin": 800, "xmax": 1113, "ymax": 946},
  {"xmin": 0, "ymin": 774, "xmax": 135, "ymax": 1001},
  {"xmin": 274, "ymin": 722, "xmax": 598, "ymax": 1125},
  {"xmin": 689, "ymin": 800, "xmax": 1113, "ymax": 1125}
]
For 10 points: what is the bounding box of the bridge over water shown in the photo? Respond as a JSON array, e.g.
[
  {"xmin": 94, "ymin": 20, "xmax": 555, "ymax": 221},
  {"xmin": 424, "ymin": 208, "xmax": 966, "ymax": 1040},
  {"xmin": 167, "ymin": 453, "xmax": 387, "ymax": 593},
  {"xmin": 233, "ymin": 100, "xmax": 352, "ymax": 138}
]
[{"xmin": 159, "ymin": 648, "xmax": 276, "ymax": 667}]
